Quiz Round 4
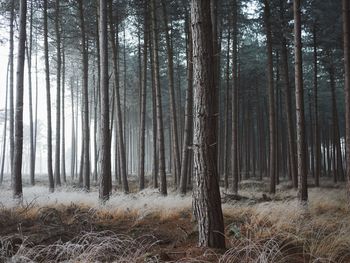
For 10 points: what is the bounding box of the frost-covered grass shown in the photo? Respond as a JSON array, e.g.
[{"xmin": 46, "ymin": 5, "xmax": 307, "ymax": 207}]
[{"xmin": 0, "ymin": 178, "xmax": 349, "ymax": 262}]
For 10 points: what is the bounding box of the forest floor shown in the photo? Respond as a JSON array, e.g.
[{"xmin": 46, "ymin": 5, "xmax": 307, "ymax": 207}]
[{"xmin": 0, "ymin": 176, "xmax": 349, "ymax": 262}]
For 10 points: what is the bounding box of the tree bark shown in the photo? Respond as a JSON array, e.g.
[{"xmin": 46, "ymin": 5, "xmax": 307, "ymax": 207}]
[
  {"xmin": 179, "ymin": 12, "xmax": 193, "ymax": 195},
  {"xmin": 54, "ymin": 0, "xmax": 62, "ymax": 187},
  {"xmin": 139, "ymin": 0, "xmax": 148, "ymax": 191},
  {"xmin": 108, "ymin": 0, "xmax": 129, "ymax": 193},
  {"xmin": 13, "ymin": 0, "xmax": 27, "ymax": 199},
  {"xmin": 294, "ymin": 0, "xmax": 308, "ymax": 202},
  {"xmin": 151, "ymin": 0, "xmax": 167, "ymax": 195},
  {"xmin": 191, "ymin": 0, "xmax": 225, "ymax": 249},
  {"xmin": 343, "ymin": 0, "xmax": 350, "ymax": 200},
  {"xmin": 99, "ymin": 0, "xmax": 111, "ymax": 201},
  {"xmin": 78, "ymin": 0, "xmax": 91, "ymax": 191},
  {"xmin": 264, "ymin": 0, "xmax": 276, "ymax": 195},
  {"xmin": 9, "ymin": 0, "xmax": 14, "ymax": 180},
  {"xmin": 44, "ymin": 0, "xmax": 54, "ymax": 192}
]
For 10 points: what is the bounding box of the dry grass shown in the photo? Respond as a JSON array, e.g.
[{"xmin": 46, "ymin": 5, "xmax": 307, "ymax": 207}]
[{"xmin": 0, "ymin": 179, "xmax": 349, "ymax": 262}]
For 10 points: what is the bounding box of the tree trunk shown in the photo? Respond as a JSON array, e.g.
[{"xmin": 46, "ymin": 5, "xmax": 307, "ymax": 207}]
[
  {"xmin": 108, "ymin": 0, "xmax": 129, "ymax": 193},
  {"xmin": 70, "ymin": 77, "xmax": 76, "ymax": 180},
  {"xmin": 161, "ymin": 0, "xmax": 181, "ymax": 187},
  {"xmin": 343, "ymin": 0, "xmax": 350, "ymax": 200},
  {"xmin": 61, "ymin": 45, "xmax": 66, "ymax": 183},
  {"xmin": 313, "ymin": 24, "xmax": 320, "ymax": 187},
  {"xmin": 78, "ymin": 0, "xmax": 90, "ymax": 191},
  {"xmin": 99, "ymin": 0, "xmax": 111, "ymax": 201},
  {"xmin": 191, "ymin": 0, "xmax": 225, "ymax": 249},
  {"xmin": 0, "ymin": 62, "xmax": 9, "ymax": 184},
  {"xmin": 294, "ymin": 0, "xmax": 308, "ymax": 202},
  {"xmin": 179, "ymin": 12, "xmax": 193, "ymax": 195},
  {"xmin": 139, "ymin": 0, "xmax": 148, "ymax": 191},
  {"xmin": 54, "ymin": 0, "xmax": 62, "ymax": 187},
  {"xmin": 231, "ymin": 0, "xmax": 239, "ymax": 194},
  {"xmin": 44, "ymin": 0, "xmax": 54, "ymax": 192},
  {"xmin": 151, "ymin": 0, "xmax": 167, "ymax": 195},
  {"xmin": 264, "ymin": 0, "xmax": 276, "ymax": 195},
  {"xmin": 9, "ymin": 0, "xmax": 14, "ymax": 180},
  {"xmin": 13, "ymin": 0, "xmax": 27, "ymax": 199}
]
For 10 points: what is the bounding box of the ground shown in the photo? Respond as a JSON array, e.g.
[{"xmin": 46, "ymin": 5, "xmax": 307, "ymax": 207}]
[{"xmin": 0, "ymin": 176, "xmax": 349, "ymax": 262}]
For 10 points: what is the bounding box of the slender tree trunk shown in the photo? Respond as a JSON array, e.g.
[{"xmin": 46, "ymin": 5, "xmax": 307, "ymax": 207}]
[
  {"xmin": 0, "ymin": 62, "xmax": 9, "ymax": 184},
  {"xmin": 108, "ymin": 0, "xmax": 129, "ymax": 193},
  {"xmin": 161, "ymin": 0, "xmax": 181, "ymax": 187},
  {"xmin": 139, "ymin": 1, "xmax": 148, "ymax": 191},
  {"xmin": 313, "ymin": 24, "xmax": 320, "ymax": 187},
  {"xmin": 13, "ymin": 0, "xmax": 27, "ymax": 199},
  {"xmin": 151, "ymin": 0, "xmax": 167, "ymax": 195},
  {"xmin": 343, "ymin": 0, "xmax": 350, "ymax": 200},
  {"xmin": 54, "ymin": 0, "xmax": 62, "ymax": 187},
  {"xmin": 231, "ymin": 0, "xmax": 239, "ymax": 194},
  {"xmin": 44, "ymin": 0, "xmax": 54, "ymax": 192},
  {"xmin": 78, "ymin": 0, "xmax": 90, "ymax": 191},
  {"xmin": 224, "ymin": 26, "xmax": 231, "ymax": 190},
  {"xmin": 264, "ymin": 0, "xmax": 276, "ymax": 195},
  {"xmin": 294, "ymin": 0, "xmax": 308, "ymax": 202},
  {"xmin": 99, "ymin": 0, "xmax": 111, "ymax": 201},
  {"xmin": 9, "ymin": 0, "xmax": 14, "ymax": 180},
  {"xmin": 179, "ymin": 13, "xmax": 193, "ymax": 195},
  {"xmin": 61, "ymin": 45, "xmax": 66, "ymax": 183},
  {"xmin": 70, "ymin": 77, "xmax": 76, "ymax": 180},
  {"xmin": 26, "ymin": 0, "xmax": 35, "ymax": 186},
  {"xmin": 191, "ymin": 0, "xmax": 225, "ymax": 249}
]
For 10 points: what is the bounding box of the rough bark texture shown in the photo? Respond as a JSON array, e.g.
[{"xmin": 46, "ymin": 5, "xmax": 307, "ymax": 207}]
[
  {"xmin": 9, "ymin": 0, "xmax": 14, "ymax": 179},
  {"xmin": 294, "ymin": 0, "xmax": 308, "ymax": 202},
  {"xmin": 13, "ymin": 0, "xmax": 27, "ymax": 199},
  {"xmin": 44, "ymin": 0, "xmax": 55, "ymax": 193},
  {"xmin": 151, "ymin": 0, "xmax": 167, "ymax": 195},
  {"xmin": 99, "ymin": 0, "xmax": 111, "ymax": 201},
  {"xmin": 191, "ymin": 0, "xmax": 225, "ymax": 249}
]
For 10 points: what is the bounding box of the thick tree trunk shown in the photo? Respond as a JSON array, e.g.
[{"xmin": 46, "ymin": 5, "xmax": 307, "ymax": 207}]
[
  {"xmin": 13, "ymin": 0, "xmax": 27, "ymax": 199},
  {"xmin": 191, "ymin": 0, "xmax": 225, "ymax": 249},
  {"xmin": 294, "ymin": 0, "xmax": 308, "ymax": 202},
  {"xmin": 61, "ymin": 46, "xmax": 66, "ymax": 183},
  {"xmin": 343, "ymin": 0, "xmax": 350, "ymax": 200},
  {"xmin": 151, "ymin": 0, "xmax": 167, "ymax": 195},
  {"xmin": 54, "ymin": 0, "xmax": 62, "ymax": 187},
  {"xmin": 44, "ymin": 0, "xmax": 55, "ymax": 192},
  {"xmin": 78, "ymin": 0, "xmax": 90, "ymax": 191},
  {"xmin": 99, "ymin": 0, "xmax": 111, "ymax": 201}
]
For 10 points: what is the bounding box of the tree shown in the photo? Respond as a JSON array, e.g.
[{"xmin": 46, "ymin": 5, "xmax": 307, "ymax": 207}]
[
  {"xmin": 151, "ymin": 0, "xmax": 167, "ymax": 195},
  {"xmin": 294, "ymin": 0, "xmax": 307, "ymax": 202},
  {"xmin": 139, "ymin": 0, "xmax": 148, "ymax": 191},
  {"xmin": 343, "ymin": 0, "xmax": 350, "ymax": 200},
  {"xmin": 191, "ymin": 0, "xmax": 225, "ymax": 248},
  {"xmin": 99, "ymin": 0, "xmax": 111, "ymax": 201},
  {"xmin": 78, "ymin": 0, "xmax": 90, "ymax": 191},
  {"xmin": 54, "ymin": 0, "xmax": 62, "ymax": 187},
  {"xmin": 44, "ymin": 0, "xmax": 54, "ymax": 193},
  {"xmin": 13, "ymin": 0, "xmax": 27, "ymax": 199}
]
